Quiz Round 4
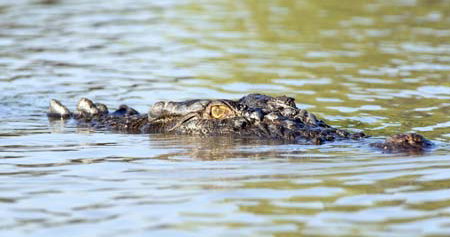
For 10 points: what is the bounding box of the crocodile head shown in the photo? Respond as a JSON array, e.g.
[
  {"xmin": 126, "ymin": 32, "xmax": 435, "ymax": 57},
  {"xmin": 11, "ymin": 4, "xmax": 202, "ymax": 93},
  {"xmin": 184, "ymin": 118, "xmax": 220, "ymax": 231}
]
[{"xmin": 141, "ymin": 94, "xmax": 364, "ymax": 144}]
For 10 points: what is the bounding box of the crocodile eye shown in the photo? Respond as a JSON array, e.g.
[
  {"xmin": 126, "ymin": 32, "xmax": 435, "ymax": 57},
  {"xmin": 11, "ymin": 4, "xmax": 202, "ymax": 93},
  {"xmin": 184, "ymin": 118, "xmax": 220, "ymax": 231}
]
[{"xmin": 210, "ymin": 105, "xmax": 233, "ymax": 119}]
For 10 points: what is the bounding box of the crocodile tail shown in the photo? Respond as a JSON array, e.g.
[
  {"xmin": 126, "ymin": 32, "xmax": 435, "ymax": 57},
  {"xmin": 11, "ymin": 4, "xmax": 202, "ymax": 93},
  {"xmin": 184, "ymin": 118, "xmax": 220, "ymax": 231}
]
[
  {"xmin": 47, "ymin": 99, "xmax": 71, "ymax": 119},
  {"xmin": 370, "ymin": 133, "xmax": 432, "ymax": 153}
]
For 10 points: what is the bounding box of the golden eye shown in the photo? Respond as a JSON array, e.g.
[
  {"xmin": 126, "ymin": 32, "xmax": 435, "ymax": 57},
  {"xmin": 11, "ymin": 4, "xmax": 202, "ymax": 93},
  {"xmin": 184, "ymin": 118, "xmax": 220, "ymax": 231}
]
[{"xmin": 211, "ymin": 105, "xmax": 233, "ymax": 119}]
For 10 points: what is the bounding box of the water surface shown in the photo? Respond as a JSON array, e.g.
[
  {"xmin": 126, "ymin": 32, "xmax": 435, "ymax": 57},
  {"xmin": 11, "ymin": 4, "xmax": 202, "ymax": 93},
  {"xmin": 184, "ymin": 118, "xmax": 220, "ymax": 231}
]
[{"xmin": 0, "ymin": 0, "xmax": 449, "ymax": 236}]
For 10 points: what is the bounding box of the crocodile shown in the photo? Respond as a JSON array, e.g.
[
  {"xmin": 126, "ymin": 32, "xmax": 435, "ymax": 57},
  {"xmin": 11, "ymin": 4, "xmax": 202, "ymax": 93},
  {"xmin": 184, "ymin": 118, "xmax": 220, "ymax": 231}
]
[{"xmin": 47, "ymin": 93, "xmax": 432, "ymax": 153}]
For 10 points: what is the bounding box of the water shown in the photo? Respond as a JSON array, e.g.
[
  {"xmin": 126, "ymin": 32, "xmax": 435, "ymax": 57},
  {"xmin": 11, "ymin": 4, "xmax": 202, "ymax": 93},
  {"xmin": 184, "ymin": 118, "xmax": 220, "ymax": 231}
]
[{"xmin": 1, "ymin": 0, "xmax": 449, "ymax": 236}]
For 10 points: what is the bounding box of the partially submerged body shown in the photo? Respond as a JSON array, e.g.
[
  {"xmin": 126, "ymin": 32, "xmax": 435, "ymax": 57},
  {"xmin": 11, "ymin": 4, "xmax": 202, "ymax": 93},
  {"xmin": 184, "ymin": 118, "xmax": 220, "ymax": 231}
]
[{"xmin": 48, "ymin": 94, "xmax": 433, "ymax": 153}]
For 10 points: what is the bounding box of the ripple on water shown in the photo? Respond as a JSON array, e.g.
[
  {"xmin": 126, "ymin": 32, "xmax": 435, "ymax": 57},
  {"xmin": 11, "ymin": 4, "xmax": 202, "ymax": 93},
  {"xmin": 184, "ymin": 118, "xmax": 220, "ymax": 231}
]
[{"xmin": 0, "ymin": 0, "xmax": 449, "ymax": 236}]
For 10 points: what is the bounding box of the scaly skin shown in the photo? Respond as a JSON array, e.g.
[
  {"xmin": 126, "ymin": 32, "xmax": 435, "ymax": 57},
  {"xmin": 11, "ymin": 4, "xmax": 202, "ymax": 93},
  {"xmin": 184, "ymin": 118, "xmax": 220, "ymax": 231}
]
[{"xmin": 47, "ymin": 94, "xmax": 433, "ymax": 153}]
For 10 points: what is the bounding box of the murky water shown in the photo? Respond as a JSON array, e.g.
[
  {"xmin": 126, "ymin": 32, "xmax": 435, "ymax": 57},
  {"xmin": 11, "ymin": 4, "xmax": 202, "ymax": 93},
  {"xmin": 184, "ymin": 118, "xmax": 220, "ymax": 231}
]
[{"xmin": 1, "ymin": 0, "xmax": 449, "ymax": 236}]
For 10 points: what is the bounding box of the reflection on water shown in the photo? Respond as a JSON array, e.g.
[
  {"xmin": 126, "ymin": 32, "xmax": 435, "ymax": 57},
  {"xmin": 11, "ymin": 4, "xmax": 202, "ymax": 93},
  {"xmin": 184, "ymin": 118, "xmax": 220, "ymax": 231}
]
[{"xmin": 0, "ymin": 0, "xmax": 449, "ymax": 236}]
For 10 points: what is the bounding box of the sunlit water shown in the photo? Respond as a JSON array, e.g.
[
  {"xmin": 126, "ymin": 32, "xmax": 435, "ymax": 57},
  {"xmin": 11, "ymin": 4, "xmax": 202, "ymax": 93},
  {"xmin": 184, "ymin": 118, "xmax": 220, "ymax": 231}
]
[{"xmin": 1, "ymin": 0, "xmax": 449, "ymax": 236}]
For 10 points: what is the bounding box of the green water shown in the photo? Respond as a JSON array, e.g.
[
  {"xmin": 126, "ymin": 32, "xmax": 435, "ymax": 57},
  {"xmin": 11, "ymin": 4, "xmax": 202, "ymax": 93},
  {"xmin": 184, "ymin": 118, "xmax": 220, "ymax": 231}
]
[
  {"xmin": 170, "ymin": 0, "xmax": 450, "ymax": 139},
  {"xmin": 0, "ymin": 0, "xmax": 449, "ymax": 236}
]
